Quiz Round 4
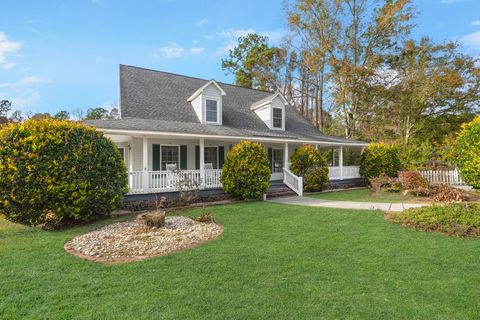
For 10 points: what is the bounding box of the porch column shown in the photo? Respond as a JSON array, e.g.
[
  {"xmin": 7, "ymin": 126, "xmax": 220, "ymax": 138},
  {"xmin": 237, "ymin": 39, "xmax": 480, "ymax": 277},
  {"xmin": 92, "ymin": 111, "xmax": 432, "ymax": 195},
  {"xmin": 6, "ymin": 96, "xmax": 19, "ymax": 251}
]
[
  {"xmin": 339, "ymin": 145, "xmax": 344, "ymax": 180},
  {"xmin": 128, "ymin": 140, "xmax": 133, "ymax": 189},
  {"xmin": 199, "ymin": 138, "xmax": 205, "ymax": 189},
  {"xmin": 142, "ymin": 136, "xmax": 149, "ymax": 192},
  {"xmin": 315, "ymin": 144, "xmax": 318, "ymax": 151},
  {"xmin": 284, "ymin": 143, "xmax": 289, "ymax": 170}
]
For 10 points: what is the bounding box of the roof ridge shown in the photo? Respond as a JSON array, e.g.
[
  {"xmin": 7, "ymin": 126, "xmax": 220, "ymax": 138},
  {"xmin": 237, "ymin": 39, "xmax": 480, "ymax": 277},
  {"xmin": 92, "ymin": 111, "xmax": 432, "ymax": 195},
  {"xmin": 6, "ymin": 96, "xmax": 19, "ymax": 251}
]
[{"xmin": 120, "ymin": 64, "xmax": 274, "ymax": 94}]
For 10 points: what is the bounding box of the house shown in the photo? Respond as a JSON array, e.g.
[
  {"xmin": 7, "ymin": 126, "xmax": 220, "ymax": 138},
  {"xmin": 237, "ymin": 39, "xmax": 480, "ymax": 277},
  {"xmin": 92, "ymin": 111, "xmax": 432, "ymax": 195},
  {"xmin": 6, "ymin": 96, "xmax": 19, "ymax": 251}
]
[{"xmin": 85, "ymin": 65, "xmax": 368, "ymax": 197}]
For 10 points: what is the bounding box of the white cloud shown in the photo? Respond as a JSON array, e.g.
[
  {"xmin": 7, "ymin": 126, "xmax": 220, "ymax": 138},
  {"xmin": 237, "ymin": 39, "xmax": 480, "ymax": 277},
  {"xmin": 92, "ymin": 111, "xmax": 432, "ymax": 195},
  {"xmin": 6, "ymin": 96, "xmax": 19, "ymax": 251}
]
[
  {"xmin": 460, "ymin": 30, "xmax": 480, "ymax": 50},
  {"xmin": 2, "ymin": 92, "xmax": 41, "ymax": 108},
  {"xmin": 157, "ymin": 42, "xmax": 184, "ymax": 58},
  {"xmin": 0, "ymin": 76, "xmax": 48, "ymax": 88},
  {"xmin": 0, "ymin": 32, "xmax": 21, "ymax": 69},
  {"xmin": 189, "ymin": 47, "xmax": 204, "ymax": 54},
  {"xmin": 219, "ymin": 28, "xmax": 256, "ymax": 39},
  {"xmin": 471, "ymin": 20, "xmax": 480, "ymax": 26},
  {"xmin": 196, "ymin": 18, "xmax": 208, "ymax": 26},
  {"xmin": 203, "ymin": 34, "xmax": 215, "ymax": 40}
]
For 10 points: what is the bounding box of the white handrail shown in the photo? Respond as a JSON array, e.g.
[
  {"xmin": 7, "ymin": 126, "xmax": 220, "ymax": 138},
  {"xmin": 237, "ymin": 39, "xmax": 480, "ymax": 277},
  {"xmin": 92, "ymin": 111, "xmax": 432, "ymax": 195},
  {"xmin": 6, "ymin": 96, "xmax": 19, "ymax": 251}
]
[
  {"xmin": 128, "ymin": 169, "xmax": 222, "ymax": 194},
  {"xmin": 283, "ymin": 168, "xmax": 303, "ymax": 196}
]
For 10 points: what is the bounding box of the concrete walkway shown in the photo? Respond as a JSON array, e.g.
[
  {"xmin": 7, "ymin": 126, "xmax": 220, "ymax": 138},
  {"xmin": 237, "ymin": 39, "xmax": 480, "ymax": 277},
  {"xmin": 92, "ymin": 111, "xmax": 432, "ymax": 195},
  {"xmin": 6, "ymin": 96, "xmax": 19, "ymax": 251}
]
[{"xmin": 268, "ymin": 196, "xmax": 428, "ymax": 212}]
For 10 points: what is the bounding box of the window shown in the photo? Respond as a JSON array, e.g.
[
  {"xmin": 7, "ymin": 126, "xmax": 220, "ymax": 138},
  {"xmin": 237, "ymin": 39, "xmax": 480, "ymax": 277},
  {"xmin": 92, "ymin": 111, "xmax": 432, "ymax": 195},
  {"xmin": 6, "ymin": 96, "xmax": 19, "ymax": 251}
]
[
  {"xmin": 204, "ymin": 146, "xmax": 218, "ymax": 169},
  {"xmin": 118, "ymin": 148, "xmax": 125, "ymax": 162},
  {"xmin": 206, "ymin": 99, "xmax": 218, "ymax": 122},
  {"xmin": 272, "ymin": 149, "xmax": 284, "ymax": 173},
  {"xmin": 272, "ymin": 108, "xmax": 283, "ymax": 128},
  {"xmin": 161, "ymin": 145, "xmax": 179, "ymax": 171}
]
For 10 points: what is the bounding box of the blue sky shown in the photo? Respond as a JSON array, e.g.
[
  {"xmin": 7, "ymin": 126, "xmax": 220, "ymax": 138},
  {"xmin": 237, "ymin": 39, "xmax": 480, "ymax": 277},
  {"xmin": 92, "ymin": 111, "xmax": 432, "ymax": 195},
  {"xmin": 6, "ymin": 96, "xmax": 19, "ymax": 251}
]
[{"xmin": 0, "ymin": 0, "xmax": 479, "ymax": 115}]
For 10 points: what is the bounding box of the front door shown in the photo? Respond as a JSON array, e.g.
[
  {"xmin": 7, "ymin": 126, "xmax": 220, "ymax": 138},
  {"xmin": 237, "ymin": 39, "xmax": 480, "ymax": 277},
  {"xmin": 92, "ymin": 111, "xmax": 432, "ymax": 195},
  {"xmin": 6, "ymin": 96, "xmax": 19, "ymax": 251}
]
[{"xmin": 271, "ymin": 148, "xmax": 284, "ymax": 180}]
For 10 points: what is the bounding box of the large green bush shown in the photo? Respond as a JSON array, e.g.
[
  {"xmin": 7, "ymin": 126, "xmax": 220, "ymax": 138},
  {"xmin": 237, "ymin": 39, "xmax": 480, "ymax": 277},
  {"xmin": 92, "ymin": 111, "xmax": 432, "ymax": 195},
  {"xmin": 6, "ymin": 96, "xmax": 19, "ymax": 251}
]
[
  {"xmin": 359, "ymin": 143, "xmax": 400, "ymax": 182},
  {"xmin": 220, "ymin": 141, "xmax": 271, "ymax": 200},
  {"xmin": 456, "ymin": 115, "xmax": 480, "ymax": 188},
  {"xmin": 0, "ymin": 119, "xmax": 128, "ymax": 227},
  {"xmin": 289, "ymin": 145, "xmax": 329, "ymax": 192}
]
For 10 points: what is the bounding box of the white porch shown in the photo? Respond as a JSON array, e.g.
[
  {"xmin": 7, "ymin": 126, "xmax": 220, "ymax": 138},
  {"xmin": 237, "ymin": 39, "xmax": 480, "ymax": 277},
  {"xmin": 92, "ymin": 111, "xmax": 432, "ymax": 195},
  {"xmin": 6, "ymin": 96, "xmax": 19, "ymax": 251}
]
[{"xmin": 108, "ymin": 133, "xmax": 363, "ymax": 195}]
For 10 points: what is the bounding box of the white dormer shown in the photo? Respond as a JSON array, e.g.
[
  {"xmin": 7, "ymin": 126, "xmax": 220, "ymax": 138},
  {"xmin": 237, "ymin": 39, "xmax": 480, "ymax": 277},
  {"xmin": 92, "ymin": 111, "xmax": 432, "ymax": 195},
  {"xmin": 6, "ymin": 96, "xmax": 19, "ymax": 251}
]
[
  {"xmin": 187, "ymin": 80, "xmax": 226, "ymax": 125},
  {"xmin": 251, "ymin": 92, "xmax": 287, "ymax": 130}
]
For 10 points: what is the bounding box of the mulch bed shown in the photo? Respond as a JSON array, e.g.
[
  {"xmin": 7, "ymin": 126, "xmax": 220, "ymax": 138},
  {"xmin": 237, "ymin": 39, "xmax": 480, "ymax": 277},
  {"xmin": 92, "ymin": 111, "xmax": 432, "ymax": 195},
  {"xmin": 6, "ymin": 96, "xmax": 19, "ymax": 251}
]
[{"xmin": 64, "ymin": 215, "xmax": 223, "ymax": 264}]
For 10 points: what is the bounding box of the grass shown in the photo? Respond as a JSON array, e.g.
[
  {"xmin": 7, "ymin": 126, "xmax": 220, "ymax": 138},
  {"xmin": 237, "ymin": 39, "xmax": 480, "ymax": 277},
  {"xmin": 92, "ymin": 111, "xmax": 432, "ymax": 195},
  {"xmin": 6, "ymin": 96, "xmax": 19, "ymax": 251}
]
[
  {"xmin": 307, "ymin": 188, "xmax": 420, "ymax": 203},
  {"xmin": 1, "ymin": 202, "xmax": 479, "ymax": 319}
]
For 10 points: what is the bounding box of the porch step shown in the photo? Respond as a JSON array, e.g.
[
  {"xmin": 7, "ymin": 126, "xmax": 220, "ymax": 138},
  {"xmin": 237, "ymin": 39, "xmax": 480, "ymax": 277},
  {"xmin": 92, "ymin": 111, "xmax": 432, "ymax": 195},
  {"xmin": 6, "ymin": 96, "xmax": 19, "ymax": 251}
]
[{"xmin": 267, "ymin": 181, "xmax": 297, "ymax": 199}]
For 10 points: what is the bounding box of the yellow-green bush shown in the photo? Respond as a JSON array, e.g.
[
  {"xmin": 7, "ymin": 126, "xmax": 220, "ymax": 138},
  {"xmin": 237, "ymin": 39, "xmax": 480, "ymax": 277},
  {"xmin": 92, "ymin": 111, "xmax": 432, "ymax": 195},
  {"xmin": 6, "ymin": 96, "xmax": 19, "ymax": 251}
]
[
  {"xmin": 289, "ymin": 145, "xmax": 328, "ymax": 192},
  {"xmin": 456, "ymin": 115, "xmax": 480, "ymax": 188},
  {"xmin": 0, "ymin": 119, "xmax": 128, "ymax": 227},
  {"xmin": 220, "ymin": 141, "xmax": 270, "ymax": 200},
  {"xmin": 359, "ymin": 143, "xmax": 400, "ymax": 182}
]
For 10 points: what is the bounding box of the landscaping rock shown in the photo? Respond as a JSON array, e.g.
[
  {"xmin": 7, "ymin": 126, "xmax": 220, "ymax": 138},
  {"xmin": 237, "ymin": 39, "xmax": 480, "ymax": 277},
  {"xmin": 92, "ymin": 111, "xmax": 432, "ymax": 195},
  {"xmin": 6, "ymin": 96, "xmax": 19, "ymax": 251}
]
[{"xmin": 65, "ymin": 216, "xmax": 223, "ymax": 263}]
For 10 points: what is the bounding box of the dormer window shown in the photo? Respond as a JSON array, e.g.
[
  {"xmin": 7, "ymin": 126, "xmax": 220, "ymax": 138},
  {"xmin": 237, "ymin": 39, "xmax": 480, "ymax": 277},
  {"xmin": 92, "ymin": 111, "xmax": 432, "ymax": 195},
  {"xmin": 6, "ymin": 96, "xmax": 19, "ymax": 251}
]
[
  {"xmin": 272, "ymin": 108, "xmax": 283, "ymax": 129},
  {"xmin": 206, "ymin": 99, "xmax": 218, "ymax": 123},
  {"xmin": 188, "ymin": 80, "xmax": 225, "ymax": 125},
  {"xmin": 251, "ymin": 92, "xmax": 287, "ymax": 131}
]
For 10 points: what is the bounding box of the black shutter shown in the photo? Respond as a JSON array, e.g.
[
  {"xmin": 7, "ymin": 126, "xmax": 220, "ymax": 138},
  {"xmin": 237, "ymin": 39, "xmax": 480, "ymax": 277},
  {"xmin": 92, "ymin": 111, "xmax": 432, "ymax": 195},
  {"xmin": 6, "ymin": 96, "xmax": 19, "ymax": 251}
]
[
  {"xmin": 195, "ymin": 145, "xmax": 200, "ymax": 170},
  {"xmin": 152, "ymin": 144, "xmax": 160, "ymax": 171},
  {"xmin": 218, "ymin": 146, "xmax": 225, "ymax": 169},
  {"xmin": 180, "ymin": 145, "xmax": 187, "ymax": 170},
  {"xmin": 268, "ymin": 148, "xmax": 273, "ymax": 172}
]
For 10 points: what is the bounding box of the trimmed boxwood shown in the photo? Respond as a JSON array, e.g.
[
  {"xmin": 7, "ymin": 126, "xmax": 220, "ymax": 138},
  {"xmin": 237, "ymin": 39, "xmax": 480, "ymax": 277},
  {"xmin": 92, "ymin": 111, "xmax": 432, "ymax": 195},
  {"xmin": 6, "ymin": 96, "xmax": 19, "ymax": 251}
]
[
  {"xmin": 456, "ymin": 115, "xmax": 480, "ymax": 189},
  {"xmin": 0, "ymin": 119, "xmax": 128, "ymax": 227},
  {"xmin": 359, "ymin": 143, "xmax": 400, "ymax": 182},
  {"xmin": 220, "ymin": 141, "xmax": 271, "ymax": 200},
  {"xmin": 289, "ymin": 145, "xmax": 329, "ymax": 192}
]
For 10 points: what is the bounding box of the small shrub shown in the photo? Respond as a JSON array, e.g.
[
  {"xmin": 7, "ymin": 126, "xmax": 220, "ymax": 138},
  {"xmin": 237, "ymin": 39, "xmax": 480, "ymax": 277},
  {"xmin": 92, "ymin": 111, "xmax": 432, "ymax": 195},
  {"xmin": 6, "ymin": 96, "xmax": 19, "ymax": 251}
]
[
  {"xmin": 289, "ymin": 145, "xmax": 329, "ymax": 192},
  {"xmin": 398, "ymin": 171, "xmax": 429, "ymax": 194},
  {"xmin": 387, "ymin": 203, "xmax": 480, "ymax": 237},
  {"xmin": 456, "ymin": 115, "xmax": 480, "ymax": 188},
  {"xmin": 369, "ymin": 173, "xmax": 390, "ymax": 194},
  {"xmin": 221, "ymin": 141, "xmax": 270, "ymax": 200},
  {"xmin": 195, "ymin": 209, "xmax": 216, "ymax": 223},
  {"xmin": 0, "ymin": 119, "xmax": 128, "ymax": 227},
  {"xmin": 429, "ymin": 184, "xmax": 463, "ymax": 203},
  {"xmin": 386, "ymin": 177, "xmax": 402, "ymax": 193},
  {"xmin": 138, "ymin": 212, "xmax": 166, "ymax": 228},
  {"xmin": 360, "ymin": 143, "xmax": 401, "ymax": 182}
]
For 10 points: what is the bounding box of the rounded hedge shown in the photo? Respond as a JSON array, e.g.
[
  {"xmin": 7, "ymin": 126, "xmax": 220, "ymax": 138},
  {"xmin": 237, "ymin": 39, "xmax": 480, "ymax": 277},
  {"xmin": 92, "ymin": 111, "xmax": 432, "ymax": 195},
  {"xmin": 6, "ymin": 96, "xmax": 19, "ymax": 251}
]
[
  {"xmin": 0, "ymin": 119, "xmax": 128, "ymax": 227},
  {"xmin": 456, "ymin": 115, "xmax": 480, "ymax": 188},
  {"xmin": 359, "ymin": 143, "xmax": 401, "ymax": 182},
  {"xmin": 289, "ymin": 145, "xmax": 329, "ymax": 192},
  {"xmin": 220, "ymin": 141, "xmax": 271, "ymax": 200}
]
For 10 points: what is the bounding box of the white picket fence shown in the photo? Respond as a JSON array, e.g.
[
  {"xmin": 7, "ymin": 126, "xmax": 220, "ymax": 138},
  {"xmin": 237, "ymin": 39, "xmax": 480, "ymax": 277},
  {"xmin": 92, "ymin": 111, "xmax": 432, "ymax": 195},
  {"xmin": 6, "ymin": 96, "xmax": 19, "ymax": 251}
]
[{"xmin": 416, "ymin": 169, "xmax": 466, "ymax": 186}]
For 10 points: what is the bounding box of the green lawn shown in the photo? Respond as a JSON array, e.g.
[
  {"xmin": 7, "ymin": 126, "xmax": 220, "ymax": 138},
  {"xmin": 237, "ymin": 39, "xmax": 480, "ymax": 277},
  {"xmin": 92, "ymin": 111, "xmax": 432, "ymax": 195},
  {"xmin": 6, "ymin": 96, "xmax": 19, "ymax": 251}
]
[
  {"xmin": 307, "ymin": 188, "xmax": 420, "ymax": 203},
  {"xmin": 1, "ymin": 202, "xmax": 479, "ymax": 319}
]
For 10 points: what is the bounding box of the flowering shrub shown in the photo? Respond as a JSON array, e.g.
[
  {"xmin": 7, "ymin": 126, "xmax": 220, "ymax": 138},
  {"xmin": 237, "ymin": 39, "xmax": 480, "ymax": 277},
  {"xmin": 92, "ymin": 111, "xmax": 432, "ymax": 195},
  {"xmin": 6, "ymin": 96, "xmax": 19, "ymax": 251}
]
[
  {"xmin": 289, "ymin": 145, "xmax": 329, "ymax": 192},
  {"xmin": 360, "ymin": 143, "xmax": 401, "ymax": 183},
  {"xmin": 456, "ymin": 115, "xmax": 480, "ymax": 188},
  {"xmin": 0, "ymin": 119, "xmax": 128, "ymax": 227},
  {"xmin": 220, "ymin": 141, "xmax": 270, "ymax": 200},
  {"xmin": 398, "ymin": 171, "xmax": 428, "ymax": 190}
]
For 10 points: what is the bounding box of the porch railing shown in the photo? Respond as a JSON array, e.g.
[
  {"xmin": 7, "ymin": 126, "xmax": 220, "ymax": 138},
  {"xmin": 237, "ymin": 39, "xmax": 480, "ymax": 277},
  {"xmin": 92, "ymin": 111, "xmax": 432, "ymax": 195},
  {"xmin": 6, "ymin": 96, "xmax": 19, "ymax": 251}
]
[
  {"xmin": 415, "ymin": 169, "xmax": 466, "ymax": 186},
  {"xmin": 328, "ymin": 166, "xmax": 361, "ymax": 180},
  {"xmin": 128, "ymin": 169, "xmax": 222, "ymax": 194},
  {"xmin": 283, "ymin": 168, "xmax": 303, "ymax": 196}
]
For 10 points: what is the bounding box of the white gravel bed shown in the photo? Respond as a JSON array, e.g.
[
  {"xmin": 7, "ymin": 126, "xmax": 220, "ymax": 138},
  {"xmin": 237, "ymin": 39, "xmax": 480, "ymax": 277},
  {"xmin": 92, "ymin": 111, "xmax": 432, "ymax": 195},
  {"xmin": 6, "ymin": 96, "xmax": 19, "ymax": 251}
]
[{"xmin": 65, "ymin": 216, "xmax": 223, "ymax": 263}]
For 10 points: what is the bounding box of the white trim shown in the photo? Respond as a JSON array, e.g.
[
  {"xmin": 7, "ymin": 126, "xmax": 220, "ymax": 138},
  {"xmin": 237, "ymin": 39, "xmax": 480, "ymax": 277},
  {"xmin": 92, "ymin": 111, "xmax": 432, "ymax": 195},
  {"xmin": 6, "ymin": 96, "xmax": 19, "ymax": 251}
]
[
  {"xmin": 98, "ymin": 128, "xmax": 369, "ymax": 146},
  {"xmin": 187, "ymin": 79, "xmax": 226, "ymax": 102},
  {"xmin": 271, "ymin": 107, "xmax": 284, "ymax": 130},
  {"xmin": 250, "ymin": 92, "xmax": 288, "ymax": 111},
  {"xmin": 203, "ymin": 95, "xmax": 222, "ymax": 125}
]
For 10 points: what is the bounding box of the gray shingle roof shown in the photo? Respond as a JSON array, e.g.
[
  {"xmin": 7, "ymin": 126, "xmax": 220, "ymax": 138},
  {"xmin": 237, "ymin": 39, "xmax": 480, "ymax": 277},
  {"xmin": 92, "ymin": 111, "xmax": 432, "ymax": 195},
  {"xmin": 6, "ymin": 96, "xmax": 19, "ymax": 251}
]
[{"xmin": 86, "ymin": 65, "xmax": 367, "ymax": 145}]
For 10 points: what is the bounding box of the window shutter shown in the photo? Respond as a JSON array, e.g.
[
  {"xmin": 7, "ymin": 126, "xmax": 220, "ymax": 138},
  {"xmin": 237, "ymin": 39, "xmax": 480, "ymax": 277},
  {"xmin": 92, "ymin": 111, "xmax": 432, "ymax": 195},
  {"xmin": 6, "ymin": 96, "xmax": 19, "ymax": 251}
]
[
  {"xmin": 152, "ymin": 144, "xmax": 160, "ymax": 171},
  {"xmin": 218, "ymin": 146, "xmax": 225, "ymax": 169},
  {"xmin": 195, "ymin": 145, "xmax": 200, "ymax": 170},
  {"xmin": 180, "ymin": 145, "xmax": 187, "ymax": 170},
  {"xmin": 268, "ymin": 148, "xmax": 273, "ymax": 172}
]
